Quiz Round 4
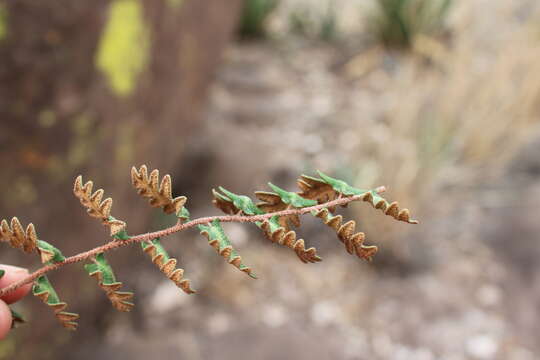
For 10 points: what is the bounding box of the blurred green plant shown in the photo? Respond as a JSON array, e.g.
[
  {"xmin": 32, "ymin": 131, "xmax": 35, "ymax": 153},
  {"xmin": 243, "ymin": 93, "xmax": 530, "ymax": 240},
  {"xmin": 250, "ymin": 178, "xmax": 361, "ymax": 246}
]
[
  {"xmin": 167, "ymin": 0, "xmax": 183, "ymax": 9},
  {"xmin": 237, "ymin": 0, "xmax": 278, "ymax": 38},
  {"xmin": 370, "ymin": 0, "xmax": 452, "ymax": 48},
  {"xmin": 289, "ymin": 3, "xmax": 338, "ymax": 41},
  {"xmin": 0, "ymin": 4, "xmax": 7, "ymax": 41},
  {"xmin": 95, "ymin": 0, "xmax": 150, "ymax": 96}
]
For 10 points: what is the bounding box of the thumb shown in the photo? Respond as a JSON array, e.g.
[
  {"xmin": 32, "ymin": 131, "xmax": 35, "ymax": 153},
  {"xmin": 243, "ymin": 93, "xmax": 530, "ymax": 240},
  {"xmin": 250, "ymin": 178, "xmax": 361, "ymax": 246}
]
[{"xmin": 0, "ymin": 299, "xmax": 12, "ymax": 339}]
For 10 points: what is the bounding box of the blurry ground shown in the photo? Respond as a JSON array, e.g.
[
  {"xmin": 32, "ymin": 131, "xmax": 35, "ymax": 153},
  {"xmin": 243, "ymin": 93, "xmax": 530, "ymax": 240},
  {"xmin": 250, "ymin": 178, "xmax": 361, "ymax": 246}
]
[{"xmin": 67, "ymin": 1, "xmax": 540, "ymax": 359}]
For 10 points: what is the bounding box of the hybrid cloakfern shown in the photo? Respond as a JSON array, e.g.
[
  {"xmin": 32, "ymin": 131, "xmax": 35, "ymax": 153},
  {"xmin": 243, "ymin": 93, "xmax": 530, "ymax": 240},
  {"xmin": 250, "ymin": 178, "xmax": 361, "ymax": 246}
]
[{"xmin": 0, "ymin": 166, "xmax": 417, "ymax": 330}]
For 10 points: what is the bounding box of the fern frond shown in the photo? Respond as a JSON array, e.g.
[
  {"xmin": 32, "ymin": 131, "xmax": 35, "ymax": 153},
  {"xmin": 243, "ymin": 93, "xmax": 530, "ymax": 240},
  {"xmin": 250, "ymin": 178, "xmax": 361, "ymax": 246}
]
[
  {"xmin": 73, "ymin": 176, "xmax": 128, "ymax": 236},
  {"xmin": 32, "ymin": 275, "xmax": 79, "ymax": 330},
  {"xmin": 84, "ymin": 253, "xmax": 134, "ymax": 312},
  {"xmin": 212, "ymin": 188, "xmax": 322, "ymax": 264},
  {"xmin": 141, "ymin": 238, "xmax": 195, "ymax": 294},
  {"xmin": 0, "ymin": 168, "xmax": 420, "ymax": 331},
  {"xmin": 0, "ymin": 217, "xmax": 37, "ymax": 253},
  {"xmin": 198, "ymin": 219, "xmax": 256, "ymax": 278},
  {"xmin": 312, "ymin": 208, "xmax": 377, "ymax": 260},
  {"xmin": 299, "ymin": 171, "xmax": 418, "ymax": 224},
  {"xmin": 131, "ymin": 165, "xmax": 187, "ymax": 215}
]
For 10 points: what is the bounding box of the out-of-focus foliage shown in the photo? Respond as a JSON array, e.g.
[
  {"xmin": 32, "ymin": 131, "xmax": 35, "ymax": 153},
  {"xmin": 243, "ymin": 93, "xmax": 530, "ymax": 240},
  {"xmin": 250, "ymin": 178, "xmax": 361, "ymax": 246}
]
[
  {"xmin": 96, "ymin": 0, "xmax": 150, "ymax": 96},
  {"xmin": 369, "ymin": 0, "xmax": 452, "ymax": 48},
  {"xmin": 289, "ymin": 3, "xmax": 337, "ymax": 41},
  {"xmin": 0, "ymin": 4, "xmax": 7, "ymax": 41},
  {"xmin": 167, "ymin": 0, "xmax": 183, "ymax": 9},
  {"xmin": 238, "ymin": 0, "xmax": 279, "ymax": 38}
]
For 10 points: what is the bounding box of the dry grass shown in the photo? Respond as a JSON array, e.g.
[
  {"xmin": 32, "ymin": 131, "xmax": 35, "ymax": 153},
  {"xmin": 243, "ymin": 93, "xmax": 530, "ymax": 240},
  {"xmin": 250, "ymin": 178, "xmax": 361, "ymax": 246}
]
[
  {"xmin": 346, "ymin": 1, "xmax": 540, "ymax": 250},
  {"xmin": 368, "ymin": 0, "xmax": 452, "ymax": 48}
]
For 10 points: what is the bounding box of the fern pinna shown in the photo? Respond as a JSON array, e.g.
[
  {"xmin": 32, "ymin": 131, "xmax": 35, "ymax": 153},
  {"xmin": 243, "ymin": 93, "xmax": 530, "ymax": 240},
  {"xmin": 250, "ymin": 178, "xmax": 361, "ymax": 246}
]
[{"xmin": 0, "ymin": 166, "xmax": 418, "ymax": 330}]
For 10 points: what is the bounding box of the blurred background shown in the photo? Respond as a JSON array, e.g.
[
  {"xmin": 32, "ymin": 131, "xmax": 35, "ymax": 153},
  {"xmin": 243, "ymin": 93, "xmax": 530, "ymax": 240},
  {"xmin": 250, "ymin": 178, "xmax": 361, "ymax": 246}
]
[{"xmin": 1, "ymin": 0, "xmax": 540, "ymax": 359}]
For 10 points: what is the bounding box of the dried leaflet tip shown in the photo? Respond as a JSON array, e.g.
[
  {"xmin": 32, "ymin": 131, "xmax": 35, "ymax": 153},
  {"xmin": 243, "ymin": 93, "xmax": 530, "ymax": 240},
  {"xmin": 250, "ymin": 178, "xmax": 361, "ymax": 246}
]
[
  {"xmin": 131, "ymin": 165, "xmax": 187, "ymax": 215},
  {"xmin": 73, "ymin": 176, "xmax": 112, "ymax": 220},
  {"xmin": 312, "ymin": 208, "xmax": 377, "ymax": 260},
  {"xmin": 0, "ymin": 217, "xmax": 37, "ymax": 253},
  {"xmin": 73, "ymin": 175, "xmax": 127, "ymax": 237},
  {"xmin": 258, "ymin": 219, "xmax": 322, "ymax": 264}
]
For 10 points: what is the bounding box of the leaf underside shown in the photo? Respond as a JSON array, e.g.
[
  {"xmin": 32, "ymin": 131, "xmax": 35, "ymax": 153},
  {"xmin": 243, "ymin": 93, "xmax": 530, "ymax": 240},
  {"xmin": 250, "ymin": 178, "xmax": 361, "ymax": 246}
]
[
  {"xmin": 199, "ymin": 219, "xmax": 257, "ymax": 278},
  {"xmin": 131, "ymin": 165, "xmax": 187, "ymax": 215},
  {"xmin": 32, "ymin": 275, "xmax": 79, "ymax": 330},
  {"xmin": 141, "ymin": 238, "xmax": 195, "ymax": 294},
  {"xmin": 73, "ymin": 175, "xmax": 128, "ymax": 236},
  {"xmin": 84, "ymin": 253, "xmax": 134, "ymax": 312}
]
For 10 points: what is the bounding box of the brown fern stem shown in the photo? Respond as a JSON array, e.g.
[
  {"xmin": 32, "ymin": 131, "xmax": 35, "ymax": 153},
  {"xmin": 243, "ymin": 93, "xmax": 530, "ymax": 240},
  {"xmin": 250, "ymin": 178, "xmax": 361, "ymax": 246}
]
[{"xmin": 0, "ymin": 188, "xmax": 394, "ymax": 297}]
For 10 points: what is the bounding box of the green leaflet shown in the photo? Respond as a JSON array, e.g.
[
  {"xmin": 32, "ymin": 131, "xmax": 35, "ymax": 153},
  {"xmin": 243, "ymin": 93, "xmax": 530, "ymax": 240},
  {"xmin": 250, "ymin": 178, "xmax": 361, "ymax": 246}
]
[
  {"xmin": 32, "ymin": 275, "xmax": 79, "ymax": 329},
  {"xmin": 85, "ymin": 253, "xmax": 134, "ymax": 312},
  {"xmin": 141, "ymin": 236, "xmax": 196, "ymax": 294},
  {"xmin": 255, "ymin": 215, "xmax": 281, "ymax": 232},
  {"xmin": 177, "ymin": 206, "xmax": 190, "ymax": 220},
  {"xmin": 84, "ymin": 253, "xmax": 117, "ymax": 285},
  {"xmin": 32, "ymin": 276, "xmax": 61, "ymax": 305},
  {"xmin": 267, "ymin": 182, "xmax": 317, "ymax": 208},
  {"xmin": 218, "ymin": 187, "xmax": 263, "ymax": 215},
  {"xmin": 113, "ymin": 229, "xmax": 130, "ymax": 240},
  {"xmin": 212, "ymin": 189, "xmax": 231, "ymax": 204},
  {"xmin": 37, "ymin": 240, "xmax": 66, "ymax": 264},
  {"xmin": 10, "ymin": 309, "xmax": 25, "ymax": 328},
  {"xmin": 213, "ymin": 187, "xmax": 286, "ymax": 231},
  {"xmin": 212, "ymin": 188, "xmax": 313, "ymax": 261},
  {"xmin": 316, "ymin": 171, "xmax": 387, "ymax": 207},
  {"xmin": 198, "ymin": 219, "xmax": 256, "ymax": 279},
  {"xmin": 141, "ymin": 238, "xmax": 170, "ymax": 262},
  {"xmin": 316, "ymin": 170, "xmax": 369, "ymax": 196}
]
